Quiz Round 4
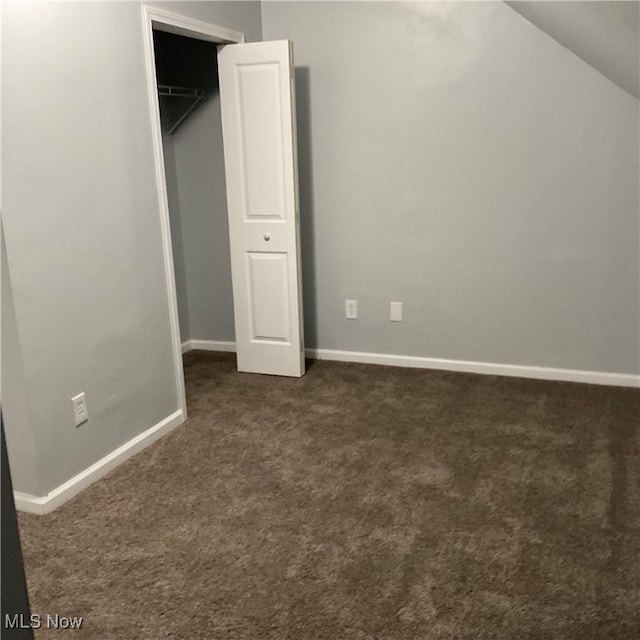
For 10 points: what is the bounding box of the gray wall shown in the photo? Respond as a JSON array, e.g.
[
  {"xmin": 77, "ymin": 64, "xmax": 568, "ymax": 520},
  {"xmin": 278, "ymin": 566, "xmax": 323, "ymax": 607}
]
[
  {"xmin": 2, "ymin": 225, "xmax": 40, "ymax": 495},
  {"xmin": 163, "ymin": 95, "xmax": 235, "ymax": 345},
  {"xmin": 2, "ymin": 1, "xmax": 262, "ymax": 496},
  {"xmin": 262, "ymin": 1, "xmax": 640, "ymax": 374},
  {"xmin": 506, "ymin": 1, "xmax": 639, "ymax": 98}
]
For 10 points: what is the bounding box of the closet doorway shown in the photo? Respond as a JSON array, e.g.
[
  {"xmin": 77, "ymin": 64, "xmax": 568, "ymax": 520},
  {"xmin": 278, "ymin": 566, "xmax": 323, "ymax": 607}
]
[
  {"xmin": 153, "ymin": 29, "xmax": 236, "ymax": 355},
  {"xmin": 142, "ymin": 6, "xmax": 306, "ymax": 419}
]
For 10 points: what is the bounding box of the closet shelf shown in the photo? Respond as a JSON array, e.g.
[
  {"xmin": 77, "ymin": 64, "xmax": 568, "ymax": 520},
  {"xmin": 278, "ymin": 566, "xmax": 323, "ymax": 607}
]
[
  {"xmin": 158, "ymin": 85, "xmax": 206, "ymax": 99},
  {"xmin": 158, "ymin": 84, "xmax": 209, "ymax": 135}
]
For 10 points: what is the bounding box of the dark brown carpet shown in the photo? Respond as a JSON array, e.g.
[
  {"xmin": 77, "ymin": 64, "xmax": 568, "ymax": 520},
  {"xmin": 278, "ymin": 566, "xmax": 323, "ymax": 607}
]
[{"xmin": 17, "ymin": 351, "xmax": 640, "ymax": 639}]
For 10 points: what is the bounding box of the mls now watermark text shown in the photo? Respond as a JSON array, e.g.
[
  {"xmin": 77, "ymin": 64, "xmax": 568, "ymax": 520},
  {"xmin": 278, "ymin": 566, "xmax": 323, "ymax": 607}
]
[{"xmin": 5, "ymin": 614, "xmax": 83, "ymax": 630}]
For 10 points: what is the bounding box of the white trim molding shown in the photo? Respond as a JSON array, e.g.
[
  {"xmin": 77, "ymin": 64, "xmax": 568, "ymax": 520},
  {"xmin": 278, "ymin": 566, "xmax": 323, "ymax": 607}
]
[
  {"xmin": 14, "ymin": 409, "xmax": 185, "ymax": 515},
  {"xmin": 143, "ymin": 5, "xmax": 244, "ymax": 44},
  {"xmin": 17, "ymin": 345, "xmax": 636, "ymax": 514},
  {"xmin": 306, "ymin": 348, "xmax": 639, "ymax": 388},
  {"xmin": 141, "ymin": 4, "xmax": 244, "ymax": 431},
  {"xmin": 181, "ymin": 340, "xmax": 638, "ymax": 387},
  {"xmin": 182, "ymin": 340, "xmax": 237, "ymax": 354}
]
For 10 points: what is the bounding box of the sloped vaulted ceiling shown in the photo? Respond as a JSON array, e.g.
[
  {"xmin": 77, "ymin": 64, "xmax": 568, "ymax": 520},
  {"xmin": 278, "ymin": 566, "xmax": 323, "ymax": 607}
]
[{"xmin": 506, "ymin": 1, "xmax": 639, "ymax": 98}]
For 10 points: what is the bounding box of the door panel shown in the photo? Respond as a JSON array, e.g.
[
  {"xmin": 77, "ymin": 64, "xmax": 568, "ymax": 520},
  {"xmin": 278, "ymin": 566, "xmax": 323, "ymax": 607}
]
[
  {"xmin": 236, "ymin": 64, "xmax": 286, "ymax": 220},
  {"xmin": 218, "ymin": 40, "xmax": 304, "ymax": 377},
  {"xmin": 247, "ymin": 252, "xmax": 291, "ymax": 343}
]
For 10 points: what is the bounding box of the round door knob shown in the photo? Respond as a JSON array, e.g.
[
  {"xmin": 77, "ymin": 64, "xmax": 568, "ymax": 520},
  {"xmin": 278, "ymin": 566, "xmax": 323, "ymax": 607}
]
[{"xmin": 263, "ymin": 233, "xmax": 271, "ymax": 242}]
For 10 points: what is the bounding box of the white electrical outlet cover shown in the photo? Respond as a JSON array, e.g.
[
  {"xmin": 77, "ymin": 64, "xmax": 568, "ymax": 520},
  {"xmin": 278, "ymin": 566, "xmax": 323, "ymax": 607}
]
[
  {"xmin": 346, "ymin": 299, "xmax": 358, "ymax": 319},
  {"xmin": 390, "ymin": 302, "xmax": 403, "ymax": 322},
  {"xmin": 72, "ymin": 392, "xmax": 89, "ymax": 427}
]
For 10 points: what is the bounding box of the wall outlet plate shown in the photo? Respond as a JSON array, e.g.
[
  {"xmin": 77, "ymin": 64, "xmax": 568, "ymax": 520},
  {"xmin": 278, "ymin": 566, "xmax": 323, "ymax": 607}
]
[
  {"xmin": 390, "ymin": 301, "xmax": 403, "ymax": 322},
  {"xmin": 71, "ymin": 392, "xmax": 89, "ymax": 427},
  {"xmin": 346, "ymin": 299, "xmax": 358, "ymax": 319}
]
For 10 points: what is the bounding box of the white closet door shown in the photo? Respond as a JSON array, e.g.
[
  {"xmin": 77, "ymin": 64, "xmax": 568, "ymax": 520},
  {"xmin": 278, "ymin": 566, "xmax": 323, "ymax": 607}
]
[{"xmin": 218, "ymin": 40, "xmax": 304, "ymax": 377}]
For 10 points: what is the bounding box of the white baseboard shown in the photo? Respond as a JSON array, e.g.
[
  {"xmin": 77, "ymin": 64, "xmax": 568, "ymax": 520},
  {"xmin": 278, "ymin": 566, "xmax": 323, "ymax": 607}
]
[
  {"xmin": 306, "ymin": 348, "xmax": 639, "ymax": 388},
  {"xmin": 16, "ymin": 346, "xmax": 635, "ymax": 515},
  {"xmin": 182, "ymin": 339, "xmax": 236, "ymax": 354},
  {"xmin": 181, "ymin": 339, "xmax": 638, "ymax": 387},
  {"xmin": 14, "ymin": 409, "xmax": 185, "ymax": 515}
]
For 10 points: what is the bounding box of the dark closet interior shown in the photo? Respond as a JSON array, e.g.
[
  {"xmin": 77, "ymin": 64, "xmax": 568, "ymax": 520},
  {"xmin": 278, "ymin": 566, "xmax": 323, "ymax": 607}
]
[{"xmin": 153, "ymin": 30, "xmax": 219, "ymax": 134}]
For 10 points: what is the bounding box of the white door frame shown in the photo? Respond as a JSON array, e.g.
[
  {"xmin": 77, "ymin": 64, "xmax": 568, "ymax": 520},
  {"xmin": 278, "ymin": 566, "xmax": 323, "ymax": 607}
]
[{"xmin": 141, "ymin": 5, "xmax": 244, "ymax": 418}]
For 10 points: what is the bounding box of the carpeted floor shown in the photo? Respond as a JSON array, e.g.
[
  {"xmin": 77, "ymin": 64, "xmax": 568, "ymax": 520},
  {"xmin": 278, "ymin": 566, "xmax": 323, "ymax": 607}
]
[{"xmin": 17, "ymin": 351, "xmax": 640, "ymax": 639}]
